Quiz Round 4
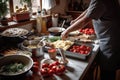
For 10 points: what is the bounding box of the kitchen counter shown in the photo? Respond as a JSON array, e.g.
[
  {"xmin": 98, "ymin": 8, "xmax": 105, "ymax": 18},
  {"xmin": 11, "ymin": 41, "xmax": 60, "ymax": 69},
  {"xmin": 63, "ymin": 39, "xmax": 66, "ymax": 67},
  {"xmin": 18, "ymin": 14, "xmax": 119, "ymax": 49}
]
[
  {"xmin": 0, "ymin": 34, "xmax": 99, "ymax": 80},
  {"xmin": 46, "ymin": 44, "xmax": 99, "ymax": 80},
  {"xmin": 25, "ymin": 42, "xmax": 99, "ymax": 80}
]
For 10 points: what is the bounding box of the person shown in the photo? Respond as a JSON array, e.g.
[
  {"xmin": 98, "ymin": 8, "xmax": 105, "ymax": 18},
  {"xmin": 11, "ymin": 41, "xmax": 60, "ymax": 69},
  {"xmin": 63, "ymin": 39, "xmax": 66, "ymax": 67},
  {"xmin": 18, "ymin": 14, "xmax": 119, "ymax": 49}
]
[{"xmin": 61, "ymin": 0, "xmax": 120, "ymax": 80}]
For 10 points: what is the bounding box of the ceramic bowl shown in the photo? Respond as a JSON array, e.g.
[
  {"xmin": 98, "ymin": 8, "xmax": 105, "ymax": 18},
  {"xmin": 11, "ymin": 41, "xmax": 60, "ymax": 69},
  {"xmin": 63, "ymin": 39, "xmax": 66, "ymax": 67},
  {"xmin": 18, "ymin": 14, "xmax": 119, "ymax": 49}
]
[
  {"xmin": 0, "ymin": 55, "xmax": 33, "ymax": 77},
  {"xmin": 48, "ymin": 27, "xmax": 65, "ymax": 36}
]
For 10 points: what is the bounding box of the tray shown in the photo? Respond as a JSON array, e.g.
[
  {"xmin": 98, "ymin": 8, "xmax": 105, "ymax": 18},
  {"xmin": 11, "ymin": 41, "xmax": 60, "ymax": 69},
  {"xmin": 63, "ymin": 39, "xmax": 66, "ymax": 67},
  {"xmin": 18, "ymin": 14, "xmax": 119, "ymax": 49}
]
[{"xmin": 64, "ymin": 43, "xmax": 93, "ymax": 60}]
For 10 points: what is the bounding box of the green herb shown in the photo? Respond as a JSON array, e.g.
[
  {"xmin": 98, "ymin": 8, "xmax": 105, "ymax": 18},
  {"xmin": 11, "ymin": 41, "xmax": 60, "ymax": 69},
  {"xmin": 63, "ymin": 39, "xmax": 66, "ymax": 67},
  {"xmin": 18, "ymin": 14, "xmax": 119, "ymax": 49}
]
[{"xmin": 48, "ymin": 36, "xmax": 61, "ymax": 42}]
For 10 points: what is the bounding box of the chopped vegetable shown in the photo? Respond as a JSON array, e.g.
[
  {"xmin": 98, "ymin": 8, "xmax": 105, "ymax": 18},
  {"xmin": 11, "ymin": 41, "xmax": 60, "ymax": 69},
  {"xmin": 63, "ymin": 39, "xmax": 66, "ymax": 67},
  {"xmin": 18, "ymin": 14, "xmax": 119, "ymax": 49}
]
[
  {"xmin": 0, "ymin": 62, "xmax": 25, "ymax": 74},
  {"xmin": 47, "ymin": 36, "xmax": 61, "ymax": 42}
]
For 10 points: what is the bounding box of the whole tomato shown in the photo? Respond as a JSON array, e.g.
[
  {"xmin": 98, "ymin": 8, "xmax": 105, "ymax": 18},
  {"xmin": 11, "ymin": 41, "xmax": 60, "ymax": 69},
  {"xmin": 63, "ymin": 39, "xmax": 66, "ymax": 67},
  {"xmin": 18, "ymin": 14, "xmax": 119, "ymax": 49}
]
[
  {"xmin": 33, "ymin": 61, "xmax": 39, "ymax": 66},
  {"xmin": 32, "ymin": 65, "xmax": 39, "ymax": 73},
  {"xmin": 51, "ymin": 65, "xmax": 57, "ymax": 72},
  {"xmin": 42, "ymin": 63, "xmax": 49, "ymax": 68},
  {"xmin": 48, "ymin": 69, "xmax": 54, "ymax": 76},
  {"xmin": 40, "ymin": 67, "xmax": 50, "ymax": 76},
  {"xmin": 52, "ymin": 61, "xmax": 60, "ymax": 65},
  {"xmin": 55, "ymin": 65, "xmax": 66, "ymax": 75}
]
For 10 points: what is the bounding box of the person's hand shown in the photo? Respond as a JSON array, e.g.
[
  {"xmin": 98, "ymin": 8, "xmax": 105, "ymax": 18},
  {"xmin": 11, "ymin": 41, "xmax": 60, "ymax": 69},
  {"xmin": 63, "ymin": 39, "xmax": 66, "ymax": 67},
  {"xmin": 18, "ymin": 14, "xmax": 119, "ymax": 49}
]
[{"xmin": 61, "ymin": 30, "xmax": 69, "ymax": 40}]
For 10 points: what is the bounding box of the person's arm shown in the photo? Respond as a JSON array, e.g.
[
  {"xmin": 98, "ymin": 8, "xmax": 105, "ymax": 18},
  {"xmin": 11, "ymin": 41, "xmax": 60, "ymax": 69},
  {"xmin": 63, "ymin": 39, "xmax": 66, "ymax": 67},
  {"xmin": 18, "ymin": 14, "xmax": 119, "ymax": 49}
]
[
  {"xmin": 70, "ymin": 10, "xmax": 87, "ymax": 25},
  {"xmin": 61, "ymin": 12, "xmax": 92, "ymax": 40}
]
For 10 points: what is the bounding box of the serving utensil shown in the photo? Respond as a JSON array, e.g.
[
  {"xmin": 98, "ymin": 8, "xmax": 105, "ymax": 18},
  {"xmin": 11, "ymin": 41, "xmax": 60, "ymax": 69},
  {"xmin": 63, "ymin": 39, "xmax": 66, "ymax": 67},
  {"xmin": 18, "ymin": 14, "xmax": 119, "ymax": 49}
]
[{"xmin": 57, "ymin": 48, "xmax": 68, "ymax": 65}]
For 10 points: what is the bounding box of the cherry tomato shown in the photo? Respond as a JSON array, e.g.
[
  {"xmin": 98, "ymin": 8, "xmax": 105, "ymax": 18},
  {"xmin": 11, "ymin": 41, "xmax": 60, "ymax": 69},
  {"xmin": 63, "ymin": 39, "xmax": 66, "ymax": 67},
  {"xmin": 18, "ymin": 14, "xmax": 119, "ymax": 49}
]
[
  {"xmin": 32, "ymin": 58, "xmax": 38, "ymax": 62},
  {"xmin": 40, "ymin": 68, "xmax": 48, "ymax": 76},
  {"xmin": 85, "ymin": 51, "xmax": 89, "ymax": 54},
  {"xmin": 32, "ymin": 65, "xmax": 39, "ymax": 72},
  {"xmin": 48, "ymin": 69, "xmax": 54, "ymax": 76},
  {"xmin": 48, "ymin": 63, "xmax": 55, "ymax": 68},
  {"xmin": 33, "ymin": 62, "xmax": 39, "ymax": 66},
  {"xmin": 55, "ymin": 65, "xmax": 66, "ymax": 75},
  {"xmin": 53, "ymin": 61, "xmax": 60, "ymax": 65},
  {"xmin": 48, "ymin": 48, "xmax": 56, "ymax": 53},
  {"xmin": 70, "ymin": 48, "xmax": 74, "ymax": 52},
  {"xmin": 51, "ymin": 65, "xmax": 57, "ymax": 71},
  {"xmin": 42, "ymin": 63, "xmax": 49, "ymax": 68},
  {"xmin": 80, "ymin": 50, "xmax": 85, "ymax": 54},
  {"xmin": 80, "ymin": 45, "xmax": 86, "ymax": 51}
]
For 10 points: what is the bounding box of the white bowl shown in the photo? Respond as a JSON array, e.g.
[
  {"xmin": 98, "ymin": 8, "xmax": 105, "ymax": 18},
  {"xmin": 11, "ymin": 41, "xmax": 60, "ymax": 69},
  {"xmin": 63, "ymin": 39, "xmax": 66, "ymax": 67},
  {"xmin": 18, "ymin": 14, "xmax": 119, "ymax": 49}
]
[
  {"xmin": 0, "ymin": 55, "xmax": 33, "ymax": 77},
  {"xmin": 48, "ymin": 27, "xmax": 65, "ymax": 36}
]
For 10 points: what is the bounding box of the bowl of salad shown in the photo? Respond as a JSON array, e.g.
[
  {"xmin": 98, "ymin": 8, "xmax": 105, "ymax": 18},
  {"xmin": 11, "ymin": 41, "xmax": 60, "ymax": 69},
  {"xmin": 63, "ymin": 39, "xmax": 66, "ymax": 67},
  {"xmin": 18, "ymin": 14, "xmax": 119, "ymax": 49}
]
[{"xmin": 0, "ymin": 55, "xmax": 33, "ymax": 77}]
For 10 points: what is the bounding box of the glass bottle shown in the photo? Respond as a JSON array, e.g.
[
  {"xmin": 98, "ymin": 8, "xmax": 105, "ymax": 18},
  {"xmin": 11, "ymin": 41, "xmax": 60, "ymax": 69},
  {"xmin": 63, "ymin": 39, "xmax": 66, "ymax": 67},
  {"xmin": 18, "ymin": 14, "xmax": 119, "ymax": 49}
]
[
  {"xmin": 41, "ymin": 17, "xmax": 48, "ymax": 34},
  {"xmin": 36, "ymin": 11, "xmax": 42, "ymax": 35}
]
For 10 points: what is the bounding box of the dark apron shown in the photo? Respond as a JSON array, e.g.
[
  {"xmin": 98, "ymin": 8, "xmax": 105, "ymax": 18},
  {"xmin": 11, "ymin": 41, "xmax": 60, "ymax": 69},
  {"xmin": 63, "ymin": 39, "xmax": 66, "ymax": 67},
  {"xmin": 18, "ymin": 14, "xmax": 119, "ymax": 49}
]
[{"xmin": 93, "ymin": 19, "xmax": 120, "ymax": 71}]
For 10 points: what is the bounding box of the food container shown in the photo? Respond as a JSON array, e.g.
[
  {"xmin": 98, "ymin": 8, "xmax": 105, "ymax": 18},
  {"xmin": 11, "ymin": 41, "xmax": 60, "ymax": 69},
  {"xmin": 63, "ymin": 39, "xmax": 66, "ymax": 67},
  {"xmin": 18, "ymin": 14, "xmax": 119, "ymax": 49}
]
[
  {"xmin": 48, "ymin": 48, "xmax": 57, "ymax": 60},
  {"xmin": 48, "ymin": 27, "xmax": 65, "ymax": 36},
  {"xmin": 64, "ymin": 43, "xmax": 93, "ymax": 60},
  {"xmin": 12, "ymin": 12, "xmax": 30, "ymax": 22},
  {"xmin": 40, "ymin": 59, "xmax": 66, "ymax": 77},
  {"xmin": 0, "ymin": 55, "xmax": 33, "ymax": 77},
  {"xmin": 21, "ymin": 39, "xmax": 45, "ymax": 58}
]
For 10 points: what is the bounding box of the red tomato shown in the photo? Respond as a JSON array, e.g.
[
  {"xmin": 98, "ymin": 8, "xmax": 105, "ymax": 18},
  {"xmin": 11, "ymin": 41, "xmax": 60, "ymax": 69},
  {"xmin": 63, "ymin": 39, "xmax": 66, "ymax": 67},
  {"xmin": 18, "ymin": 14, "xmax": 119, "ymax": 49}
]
[
  {"xmin": 70, "ymin": 48, "xmax": 74, "ymax": 52},
  {"xmin": 85, "ymin": 51, "xmax": 89, "ymax": 54},
  {"xmin": 40, "ymin": 68, "xmax": 48, "ymax": 76},
  {"xmin": 33, "ymin": 62, "xmax": 39, "ymax": 66},
  {"xmin": 79, "ymin": 28, "xmax": 95, "ymax": 35},
  {"xmin": 32, "ymin": 58, "xmax": 38, "ymax": 62},
  {"xmin": 42, "ymin": 63, "xmax": 49, "ymax": 68},
  {"xmin": 55, "ymin": 65, "xmax": 66, "ymax": 75},
  {"xmin": 52, "ymin": 61, "xmax": 60, "ymax": 65},
  {"xmin": 79, "ymin": 29, "xmax": 83, "ymax": 32},
  {"xmin": 32, "ymin": 65, "xmax": 39, "ymax": 72},
  {"xmin": 73, "ymin": 50, "xmax": 77, "ymax": 53},
  {"xmin": 80, "ymin": 45, "xmax": 86, "ymax": 51},
  {"xmin": 86, "ymin": 46, "xmax": 91, "ymax": 51},
  {"xmin": 51, "ymin": 65, "xmax": 57, "ymax": 71},
  {"xmin": 80, "ymin": 50, "xmax": 85, "ymax": 54},
  {"xmin": 48, "ymin": 63, "xmax": 54, "ymax": 68},
  {"xmin": 72, "ymin": 45, "xmax": 77, "ymax": 49},
  {"xmin": 48, "ymin": 48, "xmax": 56, "ymax": 53},
  {"xmin": 48, "ymin": 69, "xmax": 54, "ymax": 76}
]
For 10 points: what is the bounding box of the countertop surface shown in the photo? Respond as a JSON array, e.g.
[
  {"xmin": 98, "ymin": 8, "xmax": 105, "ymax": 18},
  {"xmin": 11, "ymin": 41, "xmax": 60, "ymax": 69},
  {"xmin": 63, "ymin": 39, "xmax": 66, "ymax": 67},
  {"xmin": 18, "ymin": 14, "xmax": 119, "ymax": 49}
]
[
  {"xmin": 27, "ymin": 43, "xmax": 99, "ymax": 80},
  {"xmin": 42, "ymin": 44, "xmax": 99, "ymax": 80},
  {"xmin": 0, "ymin": 42, "xmax": 99, "ymax": 80},
  {"xmin": 0, "ymin": 32, "xmax": 99, "ymax": 80}
]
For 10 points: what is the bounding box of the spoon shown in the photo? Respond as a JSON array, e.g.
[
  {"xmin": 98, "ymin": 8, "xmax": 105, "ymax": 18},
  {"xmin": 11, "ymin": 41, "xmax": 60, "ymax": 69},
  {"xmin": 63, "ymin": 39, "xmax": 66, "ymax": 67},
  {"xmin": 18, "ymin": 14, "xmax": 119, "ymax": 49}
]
[
  {"xmin": 60, "ymin": 20, "xmax": 65, "ymax": 31},
  {"xmin": 57, "ymin": 48, "xmax": 68, "ymax": 65},
  {"xmin": 37, "ymin": 37, "xmax": 46, "ymax": 47}
]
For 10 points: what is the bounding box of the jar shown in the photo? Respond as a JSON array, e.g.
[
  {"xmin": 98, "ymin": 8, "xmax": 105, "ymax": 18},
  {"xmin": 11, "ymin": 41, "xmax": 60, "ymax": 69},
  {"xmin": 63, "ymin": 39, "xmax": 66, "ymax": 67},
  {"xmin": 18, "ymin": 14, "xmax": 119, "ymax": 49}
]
[{"xmin": 48, "ymin": 48, "xmax": 57, "ymax": 60}]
